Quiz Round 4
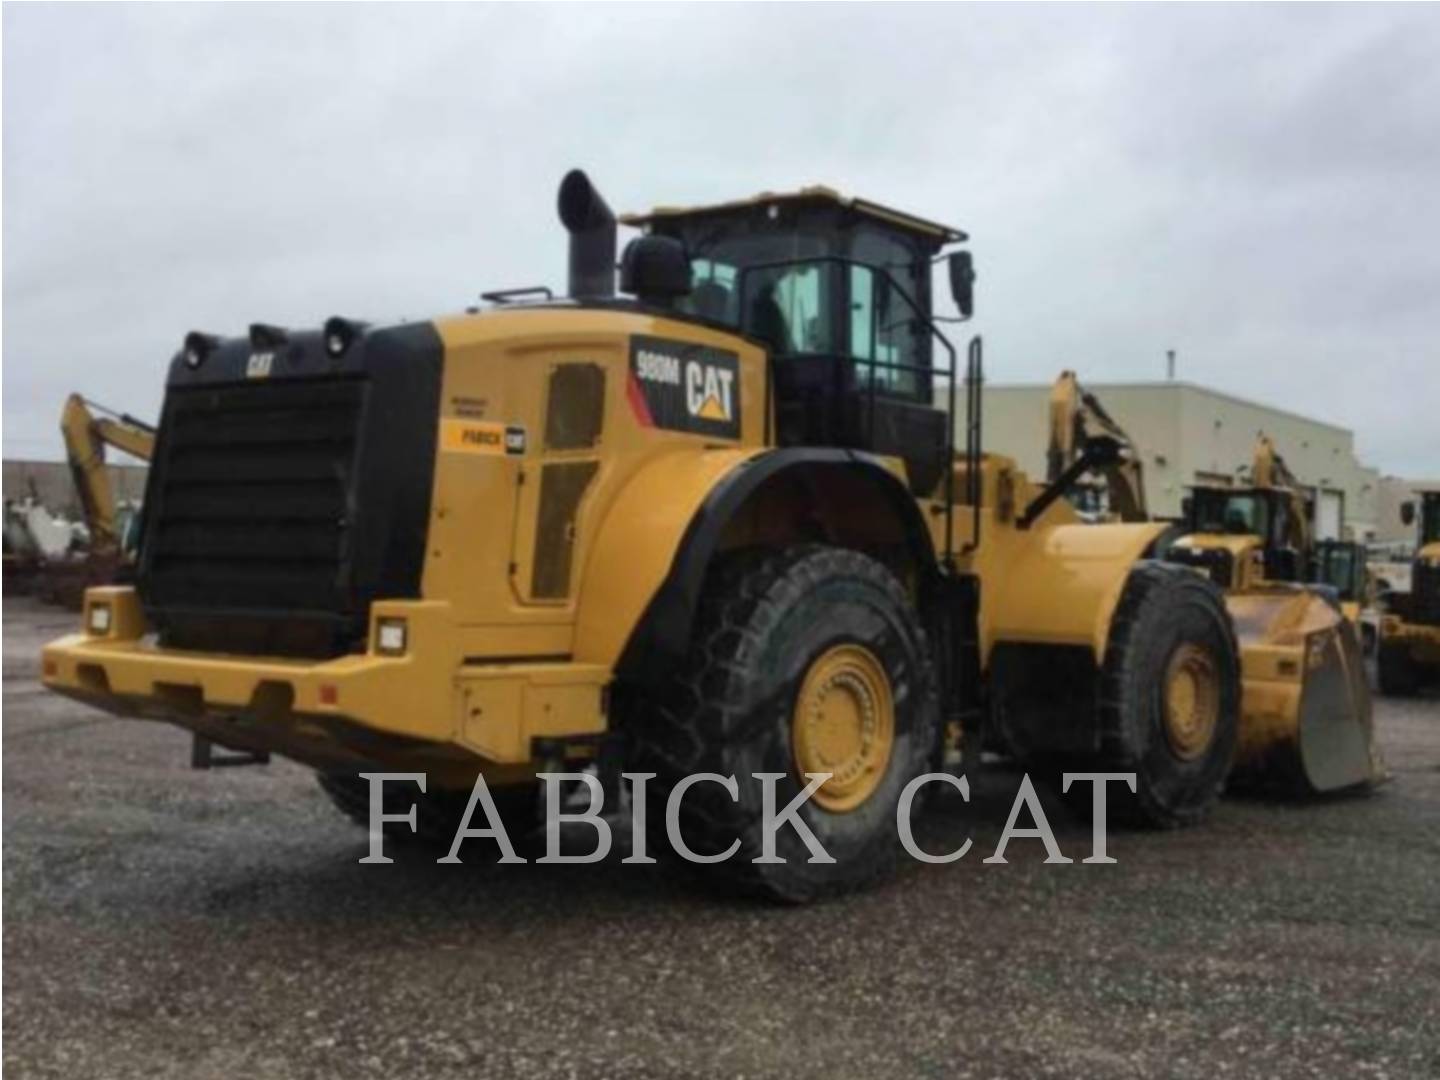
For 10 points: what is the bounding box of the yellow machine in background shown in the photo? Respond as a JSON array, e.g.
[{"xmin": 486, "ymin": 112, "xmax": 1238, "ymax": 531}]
[
  {"xmin": 1045, "ymin": 370, "xmax": 1148, "ymax": 523},
  {"xmin": 29, "ymin": 395, "xmax": 157, "ymax": 608},
  {"xmin": 1167, "ymin": 435, "xmax": 1380, "ymax": 792},
  {"xmin": 60, "ymin": 394, "xmax": 155, "ymax": 553},
  {"xmin": 1378, "ymin": 491, "xmax": 1440, "ymax": 694},
  {"xmin": 40, "ymin": 171, "xmax": 1378, "ymax": 901}
]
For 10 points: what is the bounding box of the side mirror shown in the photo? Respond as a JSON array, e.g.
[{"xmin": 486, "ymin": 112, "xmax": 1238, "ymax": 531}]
[
  {"xmin": 1401, "ymin": 500, "xmax": 1416, "ymax": 527},
  {"xmin": 948, "ymin": 251, "xmax": 975, "ymax": 318}
]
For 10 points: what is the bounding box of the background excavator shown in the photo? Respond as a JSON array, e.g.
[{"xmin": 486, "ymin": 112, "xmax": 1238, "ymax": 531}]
[{"xmin": 37, "ymin": 394, "xmax": 156, "ymax": 607}]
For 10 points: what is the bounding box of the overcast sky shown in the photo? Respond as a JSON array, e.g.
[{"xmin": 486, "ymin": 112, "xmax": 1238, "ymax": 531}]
[{"xmin": 4, "ymin": 3, "xmax": 1437, "ymax": 475}]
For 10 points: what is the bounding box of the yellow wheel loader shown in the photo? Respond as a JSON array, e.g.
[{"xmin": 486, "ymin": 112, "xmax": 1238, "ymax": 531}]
[
  {"xmin": 1166, "ymin": 435, "xmax": 1380, "ymax": 792},
  {"xmin": 1377, "ymin": 491, "xmax": 1440, "ymax": 694},
  {"xmin": 40, "ymin": 171, "xmax": 1372, "ymax": 901}
]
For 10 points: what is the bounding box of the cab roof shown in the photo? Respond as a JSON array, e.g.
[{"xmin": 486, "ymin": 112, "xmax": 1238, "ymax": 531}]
[{"xmin": 620, "ymin": 185, "xmax": 968, "ymax": 244}]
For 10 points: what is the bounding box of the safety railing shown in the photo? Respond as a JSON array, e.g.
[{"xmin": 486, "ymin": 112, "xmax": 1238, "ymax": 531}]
[{"xmin": 735, "ymin": 256, "xmax": 981, "ymax": 567}]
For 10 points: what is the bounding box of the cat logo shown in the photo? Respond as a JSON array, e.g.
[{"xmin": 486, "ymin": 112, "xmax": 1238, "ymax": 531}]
[
  {"xmin": 629, "ymin": 336, "xmax": 741, "ymax": 439},
  {"xmin": 246, "ymin": 352, "xmax": 274, "ymax": 379},
  {"xmin": 686, "ymin": 361, "xmax": 736, "ymax": 422}
]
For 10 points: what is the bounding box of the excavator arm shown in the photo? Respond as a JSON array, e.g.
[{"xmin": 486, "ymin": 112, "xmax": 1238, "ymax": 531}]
[{"xmin": 59, "ymin": 395, "xmax": 155, "ymax": 554}]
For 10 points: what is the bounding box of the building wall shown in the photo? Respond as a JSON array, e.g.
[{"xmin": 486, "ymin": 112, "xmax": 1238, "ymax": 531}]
[
  {"xmin": 2, "ymin": 459, "xmax": 148, "ymax": 521},
  {"xmin": 971, "ymin": 381, "xmax": 1380, "ymax": 538}
]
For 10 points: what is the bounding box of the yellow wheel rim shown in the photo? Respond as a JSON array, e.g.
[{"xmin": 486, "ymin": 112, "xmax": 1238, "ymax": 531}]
[
  {"xmin": 791, "ymin": 644, "xmax": 895, "ymax": 813},
  {"xmin": 1162, "ymin": 643, "xmax": 1219, "ymax": 761}
]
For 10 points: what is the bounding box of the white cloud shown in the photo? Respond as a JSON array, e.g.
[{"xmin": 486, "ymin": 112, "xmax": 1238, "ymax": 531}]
[{"xmin": 4, "ymin": 3, "xmax": 1437, "ymax": 472}]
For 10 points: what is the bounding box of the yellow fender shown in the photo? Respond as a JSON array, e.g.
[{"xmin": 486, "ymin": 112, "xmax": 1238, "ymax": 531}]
[
  {"xmin": 573, "ymin": 446, "xmax": 938, "ymax": 676},
  {"xmin": 986, "ymin": 522, "xmax": 1171, "ymax": 662},
  {"xmin": 572, "ymin": 447, "xmax": 763, "ymax": 670}
]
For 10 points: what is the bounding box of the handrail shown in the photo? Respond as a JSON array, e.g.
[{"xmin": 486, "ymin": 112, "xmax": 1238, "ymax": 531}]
[
  {"xmin": 734, "ymin": 255, "xmax": 962, "ymax": 566},
  {"xmin": 962, "ymin": 336, "xmax": 983, "ymax": 555}
]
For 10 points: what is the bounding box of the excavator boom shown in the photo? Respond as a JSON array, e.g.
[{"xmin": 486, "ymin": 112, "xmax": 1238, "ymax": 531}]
[{"xmin": 59, "ymin": 394, "xmax": 155, "ymax": 553}]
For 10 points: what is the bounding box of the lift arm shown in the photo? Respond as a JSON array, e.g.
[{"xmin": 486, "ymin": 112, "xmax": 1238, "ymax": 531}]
[
  {"xmin": 59, "ymin": 394, "xmax": 156, "ymax": 553},
  {"xmin": 1250, "ymin": 434, "xmax": 1311, "ymax": 556},
  {"xmin": 1037, "ymin": 371, "xmax": 1148, "ymax": 524}
]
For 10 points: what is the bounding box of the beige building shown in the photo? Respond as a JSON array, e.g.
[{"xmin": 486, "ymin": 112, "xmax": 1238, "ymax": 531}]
[{"xmin": 971, "ymin": 381, "xmax": 1381, "ymax": 540}]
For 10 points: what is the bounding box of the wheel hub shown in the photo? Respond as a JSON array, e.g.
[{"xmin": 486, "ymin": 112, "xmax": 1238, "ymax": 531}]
[
  {"xmin": 1163, "ymin": 643, "xmax": 1219, "ymax": 761},
  {"xmin": 791, "ymin": 644, "xmax": 895, "ymax": 812}
]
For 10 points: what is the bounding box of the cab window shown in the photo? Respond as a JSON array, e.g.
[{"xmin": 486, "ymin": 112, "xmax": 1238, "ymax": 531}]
[
  {"xmin": 848, "ymin": 264, "xmax": 925, "ymax": 398},
  {"xmin": 1192, "ymin": 491, "xmax": 1269, "ymax": 537}
]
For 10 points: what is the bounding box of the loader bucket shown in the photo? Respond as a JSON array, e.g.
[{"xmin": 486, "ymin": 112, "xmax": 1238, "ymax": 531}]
[{"xmin": 1226, "ymin": 588, "xmax": 1384, "ymax": 795}]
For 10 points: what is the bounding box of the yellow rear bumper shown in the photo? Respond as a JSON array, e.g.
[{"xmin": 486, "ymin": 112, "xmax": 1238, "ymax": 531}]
[{"xmin": 41, "ymin": 588, "xmax": 610, "ymax": 775}]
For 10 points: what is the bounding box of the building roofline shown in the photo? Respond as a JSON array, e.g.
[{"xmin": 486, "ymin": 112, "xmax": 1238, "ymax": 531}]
[{"xmin": 981, "ymin": 379, "xmax": 1354, "ymax": 437}]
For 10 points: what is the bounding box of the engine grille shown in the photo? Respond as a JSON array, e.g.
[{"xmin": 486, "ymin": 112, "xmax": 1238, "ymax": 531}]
[
  {"xmin": 145, "ymin": 379, "xmax": 363, "ymax": 614},
  {"xmin": 137, "ymin": 324, "xmax": 442, "ymax": 657}
]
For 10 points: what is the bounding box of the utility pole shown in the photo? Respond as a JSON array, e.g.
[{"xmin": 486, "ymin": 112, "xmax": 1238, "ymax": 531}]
[{"xmin": 1166, "ymin": 349, "xmax": 1176, "ymax": 381}]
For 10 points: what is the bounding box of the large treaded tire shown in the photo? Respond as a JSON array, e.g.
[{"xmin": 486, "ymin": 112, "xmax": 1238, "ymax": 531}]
[
  {"xmin": 1377, "ymin": 640, "xmax": 1420, "ymax": 697},
  {"xmin": 1095, "ymin": 561, "xmax": 1240, "ymax": 828},
  {"xmin": 627, "ymin": 545, "xmax": 940, "ymax": 903},
  {"xmin": 316, "ymin": 772, "xmax": 539, "ymax": 855}
]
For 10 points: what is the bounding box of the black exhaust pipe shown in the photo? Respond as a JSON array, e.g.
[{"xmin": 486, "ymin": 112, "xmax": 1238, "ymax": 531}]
[{"xmin": 557, "ymin": 169, "xmax": 616, "ymax": 299}]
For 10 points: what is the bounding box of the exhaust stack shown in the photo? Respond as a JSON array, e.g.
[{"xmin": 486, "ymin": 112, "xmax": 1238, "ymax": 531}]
[{"xmin": 557, "ymin": 169, "xmax": 617, "ymax": 300}]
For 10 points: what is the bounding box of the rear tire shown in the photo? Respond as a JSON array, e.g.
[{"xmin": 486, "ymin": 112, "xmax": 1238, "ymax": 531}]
[
  {"xmin": 1377, "ymin": 640, "xmax": 1420, "ymax": 697},
  {"xmin": 315, "ymin": 772, "xmax": 539, "ymax": 855},
  {"xmin": 627, "ymin": 545, "xmax": 940, "ymax": 903},
  {"xmin": 1096, "ymin": 561, "xmax": 1240, "ymax": 827}
]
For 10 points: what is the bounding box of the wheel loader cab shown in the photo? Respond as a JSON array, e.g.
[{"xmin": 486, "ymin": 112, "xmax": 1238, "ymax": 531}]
[
  {"xmin": 623, "ymin": 192, "xmax": 966, "ymax": 496},
  {"xmin": 1176, "ymin": 485, "xmax": 1304, "ymax": 587}
]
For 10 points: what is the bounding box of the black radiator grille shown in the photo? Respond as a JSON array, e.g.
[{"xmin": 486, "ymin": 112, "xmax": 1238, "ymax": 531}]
[
  {"xmin": 136, "ymin": 322, "xmax": 444, "ymax": 658},
  {"xmin": 145, "ymin": 379, "xmax": 364, "ymax": 611}
]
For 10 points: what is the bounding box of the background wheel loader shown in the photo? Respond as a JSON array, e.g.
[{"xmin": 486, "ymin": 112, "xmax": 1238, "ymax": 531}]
[
  {"xmin": 1039, "ymin": 384, "xmax": 1381, "ymax": 795},
  {"xmin": 40, "ymin": 170, "xmax": 1376, "ymax": 902},
  {"xmin": 1166, "ymin": 435, "xmax": 1380, "ymax": 792},
  {"xmin": 1377, "ymin": 491, "xmax": 1440, "ymax": 694}
]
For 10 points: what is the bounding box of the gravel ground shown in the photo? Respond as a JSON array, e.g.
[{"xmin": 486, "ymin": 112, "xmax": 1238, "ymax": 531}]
[{"xmin": 4, "ymin": 594, "xmax": 1439, "ymax": 1079}]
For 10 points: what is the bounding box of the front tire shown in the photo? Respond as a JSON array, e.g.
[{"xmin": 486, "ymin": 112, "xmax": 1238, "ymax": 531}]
[
  {"xmin": 629, "ymin": 545, "xmax": 940, "ymax": 903},
  {"xmin": 1096, "ymin": 562, "xmax": 1240, "ymax": 827}
]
